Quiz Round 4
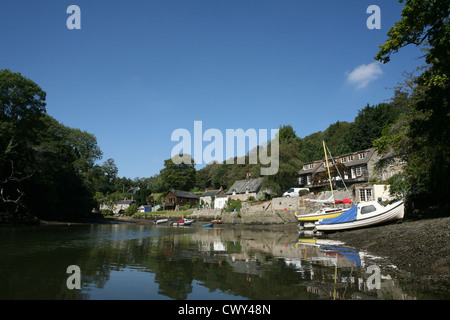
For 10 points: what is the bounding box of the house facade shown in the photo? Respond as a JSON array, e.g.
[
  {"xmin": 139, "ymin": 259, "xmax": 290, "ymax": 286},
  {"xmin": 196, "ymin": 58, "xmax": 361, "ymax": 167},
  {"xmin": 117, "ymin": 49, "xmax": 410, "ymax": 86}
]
[
  {"xmin": 100, "ymin": 199, "xmax": 135, "ymax": 214},
  {"xmin": 298, "ymin": 148, "xmax": 403, "ymax": 191},
  {"xmin": 200, "ymin": 187, "xmax": 228, "ymax": 209},
  {"xmin": 227, "ymin": 177, "xmax": 265, "ymax": 201},
  {"xmin": 164, "ymin": 190, "xmax": 199, "ymax": 210}
]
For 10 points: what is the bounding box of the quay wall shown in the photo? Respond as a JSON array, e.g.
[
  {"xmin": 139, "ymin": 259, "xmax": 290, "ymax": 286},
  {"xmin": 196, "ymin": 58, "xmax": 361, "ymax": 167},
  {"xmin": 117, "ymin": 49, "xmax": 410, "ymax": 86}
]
[{"xmin": 132, "ymin": 191, "xmax": 352, "ymax": 225}]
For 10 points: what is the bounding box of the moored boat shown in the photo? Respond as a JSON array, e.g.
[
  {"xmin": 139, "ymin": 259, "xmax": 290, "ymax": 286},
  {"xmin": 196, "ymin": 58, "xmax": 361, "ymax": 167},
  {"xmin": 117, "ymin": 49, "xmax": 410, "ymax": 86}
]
[
  {"xmin": 211, "ymin": 220, "xmax": 223, "ymax": 224},
  {"xmin": 153, "ymin": 218, "xmax": 168, "ymax": 224},
  {"xmin": 315, "ymin": 200, "xmax": 404, "ymax": 231},
  {"xmin": 171, "ymin": 218, "xmax": 193, "ymax": 226},
  {"xmin": 202, "ymin": 223, "xmax": 214, "ymax": 228},
  {"xmin": 295, "ymin": 207, "xmax": 347, "ymax": 222}
]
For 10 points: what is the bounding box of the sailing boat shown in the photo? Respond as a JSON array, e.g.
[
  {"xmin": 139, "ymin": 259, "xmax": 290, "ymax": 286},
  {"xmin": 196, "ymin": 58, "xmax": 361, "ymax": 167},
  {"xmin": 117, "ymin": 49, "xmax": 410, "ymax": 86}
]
[
  {"xmin": 315, "ymin": 199, "xmax": 404, "ymax": 231},
  {"xmin": 295, "ymin": 141, "xmax": 350, "ymax": 223}
]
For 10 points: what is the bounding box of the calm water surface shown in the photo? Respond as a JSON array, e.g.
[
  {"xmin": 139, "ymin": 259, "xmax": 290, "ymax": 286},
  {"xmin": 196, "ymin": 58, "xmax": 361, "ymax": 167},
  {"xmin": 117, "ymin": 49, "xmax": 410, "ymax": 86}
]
[{"xmin": 0, "ymin": 222, "xmax": 447, "ymax": 300}]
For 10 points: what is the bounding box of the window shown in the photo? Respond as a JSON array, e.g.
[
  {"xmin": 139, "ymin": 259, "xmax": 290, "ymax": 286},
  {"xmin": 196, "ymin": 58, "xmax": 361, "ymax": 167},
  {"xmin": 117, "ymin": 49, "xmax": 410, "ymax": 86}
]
[
  {"xmin": 342, "ymin": 157, "xmax": 347, "ymax": 163},
  {"xmin": 303, "ymin": 165, "xmax": 308, "ymax": 170},
  {"xmin": 309, "ymin": 163, "xmax": 314, "ymax": 169},
  {"xmin": 359, "ymin": 153, "xmax": 366, "ymax": 159},
  {"xmin": 361, "ymin": 204, "xmax": 376, "ymax": 214},
  {"xmin": 307, "ymin": 174, "xmax": 312, "ymax": 185},
  {"xmin": 355, "ymin": 166, "xmax": 362, "ymax": 177},
  {"xmin": 348, "ymin": 155, "xmax": 353, "ymax": 161},
  {"xmin": 359, "ymin": 188, "xmax": 373, "ymax": 202}
]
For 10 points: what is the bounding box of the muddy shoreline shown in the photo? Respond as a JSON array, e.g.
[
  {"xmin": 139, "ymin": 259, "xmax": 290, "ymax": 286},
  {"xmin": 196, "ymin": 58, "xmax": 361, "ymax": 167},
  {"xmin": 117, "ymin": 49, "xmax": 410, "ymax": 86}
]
[{"xmin": 324, "ymin": 216, "xmax": 450, "ymax": 297}]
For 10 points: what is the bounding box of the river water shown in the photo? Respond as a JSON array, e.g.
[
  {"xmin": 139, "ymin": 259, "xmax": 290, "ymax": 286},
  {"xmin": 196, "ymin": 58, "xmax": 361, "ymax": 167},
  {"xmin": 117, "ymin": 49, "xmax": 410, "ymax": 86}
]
[{"xmin": 0, "ymin": 222, "xmax": 447, "ymax": 300}]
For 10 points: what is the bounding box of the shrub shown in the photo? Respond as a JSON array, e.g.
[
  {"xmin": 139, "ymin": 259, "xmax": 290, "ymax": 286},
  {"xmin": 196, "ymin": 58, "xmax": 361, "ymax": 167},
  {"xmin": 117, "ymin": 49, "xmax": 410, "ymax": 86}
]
[
  {"xmin": 225, "ymin": 199, "xmax": 242, "ymax": 212},
  {"xmin": 101, "ymin": 209, "xmax": 114, "ymax": 216},
  {"xmin": 125, "ymin": 204, "xmax": 138, "ymax": 216}
]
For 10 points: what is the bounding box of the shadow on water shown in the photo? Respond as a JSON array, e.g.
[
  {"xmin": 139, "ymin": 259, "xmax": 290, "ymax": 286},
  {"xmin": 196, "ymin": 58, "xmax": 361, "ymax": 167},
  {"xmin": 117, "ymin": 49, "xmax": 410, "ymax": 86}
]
[{"xmin": 0, "ymin": 223, "xmax": 447, "ymax": 300}]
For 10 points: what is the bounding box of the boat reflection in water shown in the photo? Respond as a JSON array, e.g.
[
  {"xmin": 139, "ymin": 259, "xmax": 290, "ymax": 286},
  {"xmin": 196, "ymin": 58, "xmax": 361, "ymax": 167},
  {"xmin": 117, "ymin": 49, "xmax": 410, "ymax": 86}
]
[
  {"xmin": 189, "ymin": 226, "xmax": 420, "ymax": 300},
  {"xmin": 0, "ymin": 223, "xmax": 444, "ymax": 300}
]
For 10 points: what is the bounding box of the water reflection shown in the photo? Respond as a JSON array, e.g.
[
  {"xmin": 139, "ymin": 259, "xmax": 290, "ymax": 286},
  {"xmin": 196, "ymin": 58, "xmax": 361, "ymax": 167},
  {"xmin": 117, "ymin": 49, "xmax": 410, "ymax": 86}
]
[{"xmin": 0, "ymin": 223, "xmax": 446, "ymax": 300}]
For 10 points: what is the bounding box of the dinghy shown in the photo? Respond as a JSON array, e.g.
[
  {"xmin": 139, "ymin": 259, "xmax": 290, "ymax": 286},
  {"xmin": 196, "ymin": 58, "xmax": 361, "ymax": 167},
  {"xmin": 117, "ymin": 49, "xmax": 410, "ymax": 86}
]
[
  {"xmin": 315, "ymin": 200, "xmax": 404, "ymax": 231},
  {"xmin": 153, "ymin": 218, "xmax": 168, "ymax": 225},
  {"xmin": 171, "ymin": 218, "xmax": 193, "ymax": 226}
]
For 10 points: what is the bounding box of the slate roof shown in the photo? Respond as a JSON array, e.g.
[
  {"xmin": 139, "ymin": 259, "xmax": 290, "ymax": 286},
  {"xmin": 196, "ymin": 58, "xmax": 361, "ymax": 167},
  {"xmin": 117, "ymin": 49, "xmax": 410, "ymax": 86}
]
[
  {"xmin": 167, "ymin": 190, "xmax": 199, "ymax": 199},
  {"xmin": 117, "ymin": 200, "xmax": 135, "ymax": 205},
  {"xmin": 227, "ymin": 177, "xmax": 263, "ymax": 195},
  {"xmin": 201, "ymin": 189, "xmax": 226, "ymax": 197}
]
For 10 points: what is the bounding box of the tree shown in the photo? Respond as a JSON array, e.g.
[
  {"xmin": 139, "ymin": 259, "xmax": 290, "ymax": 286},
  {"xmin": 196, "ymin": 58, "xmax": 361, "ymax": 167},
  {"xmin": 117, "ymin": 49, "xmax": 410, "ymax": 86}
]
[
  {"xmin": 160, "ymin": 154, "xmax": 196, "ymax": 191},
  {"xmin": 375, "ymin": 0, "xmax": 449, "ymax": 87},
  {"xmin": 261, "ymin": 126, "xmax": 302, "ymax": 195},
  {"xmin": 345, "ymin": 103, "xmax": 402, "ymax": 151},
  {"xmin": 134, "ymin": 188, "xmax": 152, "ymax": 206},
  {"xmin": 1, "ymin": 69, "xmax": 103, "ymax": 219},
  {"xmin": 0, "ymin": 69, "xmax": 47, "ymax": 213},
  {"xmin": 374, "ymin": 0, "xmax": 450, "ymax": 202}
]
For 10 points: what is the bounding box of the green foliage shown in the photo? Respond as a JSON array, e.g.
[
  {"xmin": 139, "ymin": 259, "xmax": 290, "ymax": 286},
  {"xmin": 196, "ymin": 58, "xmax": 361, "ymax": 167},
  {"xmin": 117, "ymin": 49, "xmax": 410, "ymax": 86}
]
[
  {"xmin": 101, "ymin": 209, "xmax": 114, "ymax": 216},
  {"xmin": 374, "ymin": 1, "xmax": 450, "ymax": 203},
  {"xmin": 0, "ymin": 69, "xmax": 102, "ymax": 219},
  {"xmin": 159, "ymin": 154, "xmax": 196, "ymax": 191},
  {"xmin": 375, "ymin": 0, "xmax": 449, "ymax": 87},
  {"xmin": 125, "ymin": 204, "xmax": 138, "ymax": 216},
  {"xmin": 224, "ymin": 199, "xmax": 242, "ymax": 212},
  {"xmin": 134, "ymin": 188, "xmax": 152, "ymax": 206}
]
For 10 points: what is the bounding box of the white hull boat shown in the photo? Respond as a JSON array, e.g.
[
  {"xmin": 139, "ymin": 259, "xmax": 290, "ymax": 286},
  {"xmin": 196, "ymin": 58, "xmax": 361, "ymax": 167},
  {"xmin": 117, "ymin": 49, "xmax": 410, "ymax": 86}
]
[
  {"xmin": 154, "ymin": 219, "xmax": 168, "ymax": 224},
  {"xmin": 315, "ymin": 200, "xmax": 404, "ymax": 231},
  {"xmin": 171, "ymin": 218, "xmax": 194, "ymax": 226}
]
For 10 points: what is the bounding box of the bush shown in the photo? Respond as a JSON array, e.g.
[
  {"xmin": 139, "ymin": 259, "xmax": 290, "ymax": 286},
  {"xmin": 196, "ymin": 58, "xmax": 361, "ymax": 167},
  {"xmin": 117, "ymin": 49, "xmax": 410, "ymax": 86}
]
[
  {"xmin": 125, "ymin": 204, "xmax": 138, "ymax": 216},
  {"xmin": 225, "ymin": 199, "xmax": 242, "ymax": 212},
  {"xmin": 299, "ymin": 190, "xmax": 309, "ymax": 196},
  {"xmin": 101, "ymin": 209, "xmax": 114, "ymax": 216}
]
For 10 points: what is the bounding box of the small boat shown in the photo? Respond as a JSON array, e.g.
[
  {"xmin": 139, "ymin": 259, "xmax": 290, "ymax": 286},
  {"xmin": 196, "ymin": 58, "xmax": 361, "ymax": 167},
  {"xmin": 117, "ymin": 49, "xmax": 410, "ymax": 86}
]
[
  {"xmin": 153, "ymin": 218, "xmax": 168, "ymax": 225},
  {"xmin": 171, "ymin": 218, "xmax": 192, "ymax": 226},
  {"xmin": 315, "ymin": 200, "xmax": 404, "ymax": 231},
  {"xmin": 211, "ymin": 220, "xmax": 223, "ymax": 224},
  {"xmin": 202, "ymin": 223, "xmax": 214, "ymax": 228},
  {"xmin": 295, "ymin": 207, "xmax": 347, "ymax": 222},
  {"xmin": 184, "ymin": 218, "xmax": 195, "ymax": 224}
]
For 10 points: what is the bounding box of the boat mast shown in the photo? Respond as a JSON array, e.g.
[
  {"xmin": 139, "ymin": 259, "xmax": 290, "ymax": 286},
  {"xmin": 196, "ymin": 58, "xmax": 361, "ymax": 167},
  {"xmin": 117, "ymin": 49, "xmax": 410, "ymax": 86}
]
[{"xmin": 323, "ymin": 140, "xmax": 335, "ymax": 206}]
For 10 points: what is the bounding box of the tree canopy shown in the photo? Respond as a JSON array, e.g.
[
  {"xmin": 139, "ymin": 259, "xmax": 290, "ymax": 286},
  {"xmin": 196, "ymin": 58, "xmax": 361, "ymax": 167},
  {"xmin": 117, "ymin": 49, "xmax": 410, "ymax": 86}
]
[{"xmin": 374, "ymin": 0, "xmax": 450, "ymax": 203}]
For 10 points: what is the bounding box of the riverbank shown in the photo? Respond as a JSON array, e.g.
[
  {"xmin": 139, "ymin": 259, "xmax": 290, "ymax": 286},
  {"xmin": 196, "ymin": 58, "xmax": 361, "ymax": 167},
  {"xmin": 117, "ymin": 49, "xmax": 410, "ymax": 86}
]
[{"xmin": 326, "ymin": 215, "xmax": 450, "ymax": 292}]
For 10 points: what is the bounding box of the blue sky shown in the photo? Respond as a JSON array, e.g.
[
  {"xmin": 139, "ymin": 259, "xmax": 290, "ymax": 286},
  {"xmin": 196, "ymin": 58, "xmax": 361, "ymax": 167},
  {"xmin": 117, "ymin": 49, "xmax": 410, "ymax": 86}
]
[{"xmin": 0, "ymin": 0, "xmax": 425, "ymax": 179}]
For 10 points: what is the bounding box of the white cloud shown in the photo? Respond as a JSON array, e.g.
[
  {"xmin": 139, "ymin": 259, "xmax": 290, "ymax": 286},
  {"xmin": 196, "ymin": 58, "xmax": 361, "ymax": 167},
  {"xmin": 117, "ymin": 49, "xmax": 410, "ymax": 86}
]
[{"xmin": 346, "ymin": 62, "xmax": 383, "ymax": 89}]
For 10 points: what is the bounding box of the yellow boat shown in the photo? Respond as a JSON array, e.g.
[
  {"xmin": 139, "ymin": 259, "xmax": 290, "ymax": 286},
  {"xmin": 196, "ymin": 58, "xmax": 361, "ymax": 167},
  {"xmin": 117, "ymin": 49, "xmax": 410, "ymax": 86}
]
[{"xmin": 295, "ymin": 207, "xmax": 347, "ymax": 222}]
